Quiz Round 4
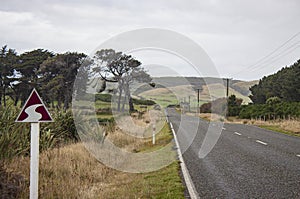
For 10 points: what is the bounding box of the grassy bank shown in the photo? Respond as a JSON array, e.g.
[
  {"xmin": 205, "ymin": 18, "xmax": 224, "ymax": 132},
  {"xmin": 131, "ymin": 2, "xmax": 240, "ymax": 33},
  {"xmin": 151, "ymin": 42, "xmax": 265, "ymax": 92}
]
[
  {"xmin": 254, "ymin": 120, "xmax": 300, "ymax": 137},
  {"xmin": 2, "ymin": 121, "xmax": 184, "ymax": 199},
  {"xmin": 196, "ymin": 112, "xmax": 300, "ymax": 137},
  {"xmin": 226, "ymin": 116, "xmax": 300, "ymax": 137},
  {"xmin": 1, "ymin": 103, "xmax": 185, "ymax": 198}
]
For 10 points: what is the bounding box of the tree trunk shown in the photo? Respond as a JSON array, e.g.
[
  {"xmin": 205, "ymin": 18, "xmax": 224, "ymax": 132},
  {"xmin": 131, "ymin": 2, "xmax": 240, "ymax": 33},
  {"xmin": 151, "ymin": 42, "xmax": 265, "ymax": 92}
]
[
  {"xmin": 64, "ymin": 97, "xmax": 69, "ymax": 110},
  {"xmin": 3, "ymin": 87, "xmax": 6, "ymax": 107},
  {"xmin": 126, "ymin": 85, "xmax": 134, "ymax": 112},
  {"xmin": 64, "ymin": 89, "xmax": 70, "ymax": 111},
  {"xmin": 14, "ymin": 96, "xmax": 19, "ymax": 106},
  {"xmin": 117, "ymin": 86, "xmax": 123, "ymax": 112},
  {"xmin": 121, "ymin": 93, "xmax": 126, "ymax": 112},
  {"xmin": 129, "ymin": 97, "xmax": 134, "ymax": 112},
  {"xmin": 57, "ymin": 99, "xmax": 61, "ymax": 109}
]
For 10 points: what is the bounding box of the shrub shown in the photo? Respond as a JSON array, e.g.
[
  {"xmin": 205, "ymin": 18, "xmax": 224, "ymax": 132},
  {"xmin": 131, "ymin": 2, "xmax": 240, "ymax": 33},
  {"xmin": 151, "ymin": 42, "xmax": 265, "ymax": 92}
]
[
  {"xmin": 132, "ymin": 98, "xmax": 156, "ymax": 106},
  {"xmin": 239, "ymin": 102, "xmax": 300, "ymax": 119},
  {"xmin": 95, "ymin": 93, "xmax": 112, "ymax": 102},
  {"xmin": 0, "ymin": 106, "xmax": 79, "ymax": 160}
]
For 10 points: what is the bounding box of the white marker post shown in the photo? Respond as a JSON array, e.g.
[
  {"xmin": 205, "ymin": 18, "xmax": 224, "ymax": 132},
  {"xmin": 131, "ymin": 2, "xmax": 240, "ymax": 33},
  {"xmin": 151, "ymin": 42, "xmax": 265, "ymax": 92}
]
[
  {"xmin": 30, "ymin": 123, "xmax": 39, "ymax": 199},
  {"xmin": 16, "ymin": 89, "xmax": 53, "ymax": 199},
  {"xmin": 152, "ymin": 123, "xmax": 156, "ymax": 145}
]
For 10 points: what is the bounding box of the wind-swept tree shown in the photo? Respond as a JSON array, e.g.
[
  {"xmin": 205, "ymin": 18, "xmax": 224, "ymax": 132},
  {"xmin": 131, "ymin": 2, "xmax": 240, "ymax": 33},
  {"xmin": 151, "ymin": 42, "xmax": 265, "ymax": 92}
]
[
  {"xmin": 121, "ymin": 67, "xmax": 151, "ymax": 111},
  {"xmin": 93, "ymin": 49, "xmax": 151, "ymax": 112},
  {"xmin": 0, "ymin": 45, "xmax": 18, "ymax": 107}
]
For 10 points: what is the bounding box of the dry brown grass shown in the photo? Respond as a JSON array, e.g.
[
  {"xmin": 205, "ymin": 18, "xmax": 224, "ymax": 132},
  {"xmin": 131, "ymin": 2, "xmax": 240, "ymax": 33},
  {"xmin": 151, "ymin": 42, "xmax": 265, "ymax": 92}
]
[
  {"xmin": 232, "ymin": 80, "xmax": 258, "ymax": 91},
  {"xmin": 198, "ymin": 113, "xmax": 300, "ymax": 136},
  {"xmin": 4, "ymin": 140, "xmax": 183, "ymax": 199},
  {"xmin": 197, "ymin": 113, "xmax": 225, "ymax": 121},
  {"xmin": 2, "ymin": 113, "xmax": 184, "ymax": 198},
  {"xmin": 4, "ymin": 143, "xmax": 115, "ymax": 198},
  {"xmin": 247, "ymin": 119, "xmax": 300, "ymax": 135},
  {"xmin": 226, "ymin": 117, "xmax": 300, "ymax": 136}
]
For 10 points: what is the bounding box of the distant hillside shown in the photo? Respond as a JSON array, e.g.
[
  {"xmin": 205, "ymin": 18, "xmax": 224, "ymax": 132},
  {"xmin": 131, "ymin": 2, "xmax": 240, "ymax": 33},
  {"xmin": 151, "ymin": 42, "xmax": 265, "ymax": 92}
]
[
  {"xmin": 136, "ymin": 77, "xmax": 257, "ymax": 106},
  {"xmin": 201, "ymin": 83, "xmax": 253, "ymax": 104},
  {"xmin": 231, "ymin": 80, "xmax": 258, "ymax": 96},
  {"xmin": 134, "ymin": 77, "xmax": 255, "ymax": 95},
  {"xmin": 92, "ymin": 76, "xmax": 257, "ymax": 106}
]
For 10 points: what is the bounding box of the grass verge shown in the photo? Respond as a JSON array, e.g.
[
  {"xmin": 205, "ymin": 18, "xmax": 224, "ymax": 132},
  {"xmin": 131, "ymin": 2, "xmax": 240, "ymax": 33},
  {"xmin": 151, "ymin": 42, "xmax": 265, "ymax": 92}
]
[
  {"xmin": 258, "ymin": 125, "xmax": 300, "ymax": 137},
  {"xmin": 2, "ymin": 121, "xmax": 185, "ymax": 198},
  {"xmin": 197, "ymin": 113, "xmax": 300, "ymax": 137}
]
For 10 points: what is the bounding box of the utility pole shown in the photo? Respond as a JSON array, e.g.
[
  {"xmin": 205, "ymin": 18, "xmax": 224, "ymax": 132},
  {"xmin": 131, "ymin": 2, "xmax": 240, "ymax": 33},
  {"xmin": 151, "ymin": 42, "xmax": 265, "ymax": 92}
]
[
  {"xmin": 188, "ymin": 96, "xmax": 191, "ymax": 112},
  {"xmin": 226, "ymin": 78, "xmax": 230, "ymax": 98},
  {"xmin": 197, "ymin": 88, "xmax": 200, "ymax": 113},
  {"xmin": 225, "ymin": 78, "xmax": 232, "ymax": 119}
]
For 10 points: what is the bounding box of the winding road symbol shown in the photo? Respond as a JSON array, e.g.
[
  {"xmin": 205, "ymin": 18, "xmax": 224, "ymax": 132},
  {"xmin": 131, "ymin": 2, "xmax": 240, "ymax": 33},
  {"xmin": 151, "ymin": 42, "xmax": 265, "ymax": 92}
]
[
  {"xmin": 16, "ymin": 88, "xmax": 53, "ymax": 123},
  {"xmin": 22, "ymin": 104, "xmax": 43, "ymax": 122}
]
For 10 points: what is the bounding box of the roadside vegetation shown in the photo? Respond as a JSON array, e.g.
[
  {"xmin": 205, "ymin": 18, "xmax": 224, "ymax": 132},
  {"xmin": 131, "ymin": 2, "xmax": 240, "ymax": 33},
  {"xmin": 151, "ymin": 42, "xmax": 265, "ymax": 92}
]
[
  {"xmin": 1, "ymin": 97, "xmax": 185, "ymax": 198},
  {"xmin": 2, "ymin": 120, "xmax": 184, "ymax": 198},
  {"xmin": 0, "ymin": 45, "xmax": 184, "ymax": 198},
  {"xmin": 199, "ymin": 59, "xmax": 300, "ymax": 137}
]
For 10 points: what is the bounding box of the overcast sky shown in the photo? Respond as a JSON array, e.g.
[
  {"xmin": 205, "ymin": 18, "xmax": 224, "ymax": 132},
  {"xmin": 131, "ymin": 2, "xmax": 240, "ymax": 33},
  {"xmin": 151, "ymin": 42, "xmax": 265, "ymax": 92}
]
[{"xmin": 1, "ymin": 0, "xmax": 299, "ymax": 80}]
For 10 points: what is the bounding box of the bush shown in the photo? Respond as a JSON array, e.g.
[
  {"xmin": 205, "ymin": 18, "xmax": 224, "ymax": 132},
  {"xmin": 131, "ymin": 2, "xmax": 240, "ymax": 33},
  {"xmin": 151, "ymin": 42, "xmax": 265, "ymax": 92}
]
[
  {"xmin": 96, "ymin": 108, "xmax": 112, "ymax": 115},
  {"xmin": 132, "ymin": 98, "xmax": 156, "ymax": 106},
  {"xmin": 97, "ymin": 117, "xmax": 115, "ymax": 124},
  {"xmin": 0, "ymin": 106, "xmax": 79, "ymax": 160},
  {"xmin": 239, "ymin": 102, "xmax": 300, "ymax": 119},
  {"xmin": 200, "ymin": 102, "xmax": 211, "ymax": 113},
  {"xmin": 0, "ymin": 106, "xmax": 30, "ymax": 159},
  {"xmin": 95, "ymin": 93, "xmax": 112, "ymax": 102},
  {"xmin": 41, "ymin": 110, "xmax": 79, "ymax": 148}
]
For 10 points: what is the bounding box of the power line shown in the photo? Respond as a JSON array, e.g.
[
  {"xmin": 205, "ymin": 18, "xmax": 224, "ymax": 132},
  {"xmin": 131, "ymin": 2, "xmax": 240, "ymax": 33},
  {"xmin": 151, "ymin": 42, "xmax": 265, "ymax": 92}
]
[
  {"xmin": 231, "ymin": 31, "xmax": 300, "ymax": 76},
  {"xmin": 249, "ymin": 45, "xmax": 300, "ymax": 73},
  {"xmin": 247, "ymin": 41, "xmax": 300, "ymax": 72}
]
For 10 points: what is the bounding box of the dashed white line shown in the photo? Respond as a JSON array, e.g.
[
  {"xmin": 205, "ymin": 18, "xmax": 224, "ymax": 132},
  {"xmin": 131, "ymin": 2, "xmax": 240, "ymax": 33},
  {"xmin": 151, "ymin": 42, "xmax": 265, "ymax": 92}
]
[
  {"xmin": 296, "ymin": 154, "xmax": 300, "ymax": 158},
  {"xmin": 256, "ymin": 140, "xmax": 268, "ymax": 145},
  {"xmin": 222, "ymin": 127, "xmax": 226, "ymax": 130},
  {"xmin": 234, "ymin": 132, "xmax": 241, "ymax": 136}
]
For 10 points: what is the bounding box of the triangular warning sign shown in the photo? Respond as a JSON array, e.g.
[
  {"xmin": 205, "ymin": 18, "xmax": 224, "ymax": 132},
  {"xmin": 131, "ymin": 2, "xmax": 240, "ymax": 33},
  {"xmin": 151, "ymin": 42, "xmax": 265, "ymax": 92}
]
[{"xmin": 16, "ymin": 88, "xmax": 53, "ymax": 122}]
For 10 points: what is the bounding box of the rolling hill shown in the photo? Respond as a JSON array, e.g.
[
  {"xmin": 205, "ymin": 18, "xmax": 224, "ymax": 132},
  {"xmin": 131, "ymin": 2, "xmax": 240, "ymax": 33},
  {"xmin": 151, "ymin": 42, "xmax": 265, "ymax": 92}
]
[
  {"xmin": 136, "ymin": 77, "xmax": 257, "ymax": 107},
  {"xmin": 91, "ymin": 76, "xmax": 258, "ymax": 107}
]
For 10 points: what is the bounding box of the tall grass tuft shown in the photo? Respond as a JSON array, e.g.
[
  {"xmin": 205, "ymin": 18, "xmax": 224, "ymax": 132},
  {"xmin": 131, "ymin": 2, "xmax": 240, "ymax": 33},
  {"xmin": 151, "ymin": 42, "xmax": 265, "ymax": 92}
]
[
  {"xmin": 0, "ymin": 106, "xmax": 79, "ymax": 160},
  {"xmin": 0, "ymin": 106, "xmax": 30, "ymax": 159}
]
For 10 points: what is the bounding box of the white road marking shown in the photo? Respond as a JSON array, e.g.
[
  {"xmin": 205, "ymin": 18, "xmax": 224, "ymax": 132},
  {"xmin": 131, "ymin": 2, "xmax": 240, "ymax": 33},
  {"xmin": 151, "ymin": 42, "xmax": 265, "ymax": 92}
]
[
  {"xmin": 170, "ymin": 122, "xmax": 199, "ymax": 199},
  {"xmin": 234, "ymin": 132, "xmax": 241, "ymax": 136},
  {"xmin": 296, "ymin": 154, "xmax": 300, "ymax": 158},
  {"xmin": 256, "ymin": 140, "xmax": 268, "ymax": 145},
  {"xmin": 222, "ymin": 127, "xmax": 226, "ymax": 130}
]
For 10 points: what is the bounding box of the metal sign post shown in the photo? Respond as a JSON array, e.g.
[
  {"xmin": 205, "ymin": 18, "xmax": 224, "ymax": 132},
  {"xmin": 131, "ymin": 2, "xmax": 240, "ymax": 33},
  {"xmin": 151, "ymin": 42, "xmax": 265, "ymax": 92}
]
[
  {"xmin": 16, "ymin": 88, "xmax": 53, "ymax": 199},
  {"xmin": 30, "ymin": 123, "xmax": 39, "ymax": 199}
]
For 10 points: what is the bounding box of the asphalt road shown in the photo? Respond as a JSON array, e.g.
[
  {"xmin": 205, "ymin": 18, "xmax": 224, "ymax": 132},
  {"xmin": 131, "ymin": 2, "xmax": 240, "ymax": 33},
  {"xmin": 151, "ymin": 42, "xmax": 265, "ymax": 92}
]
[{"xmin": 166, "ymin": 108, "xmax": 300, "ymax": 198}]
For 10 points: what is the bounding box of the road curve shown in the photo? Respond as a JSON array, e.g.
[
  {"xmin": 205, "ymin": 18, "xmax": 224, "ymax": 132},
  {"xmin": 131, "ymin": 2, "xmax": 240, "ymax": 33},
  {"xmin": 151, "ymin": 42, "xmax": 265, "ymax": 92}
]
[{"xmin": 166, "ymin": 108, "xmax": 300, "ymax": 198}]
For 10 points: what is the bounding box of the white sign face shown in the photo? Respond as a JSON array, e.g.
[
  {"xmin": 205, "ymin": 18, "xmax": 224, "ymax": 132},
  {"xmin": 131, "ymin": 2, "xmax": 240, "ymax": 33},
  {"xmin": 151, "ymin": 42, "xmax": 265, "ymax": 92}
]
[{"xmin": 16, "ymin": 88, "xmax": 53, "ymax": 123}]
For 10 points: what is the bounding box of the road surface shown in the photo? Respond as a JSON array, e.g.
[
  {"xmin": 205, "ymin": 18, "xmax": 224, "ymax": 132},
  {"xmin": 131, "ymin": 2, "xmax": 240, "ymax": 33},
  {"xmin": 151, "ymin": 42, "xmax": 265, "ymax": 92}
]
[{"xmin": 166, "ymin": 108, "xmax": 300, "ymax": 198}]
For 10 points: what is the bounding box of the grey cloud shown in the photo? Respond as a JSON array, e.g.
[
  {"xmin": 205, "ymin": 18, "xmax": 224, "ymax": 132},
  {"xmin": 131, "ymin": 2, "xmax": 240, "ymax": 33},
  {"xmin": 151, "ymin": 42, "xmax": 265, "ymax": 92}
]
[{"xmin": 0, "ymin": 0, "xmax": 299, "ymax": 80}]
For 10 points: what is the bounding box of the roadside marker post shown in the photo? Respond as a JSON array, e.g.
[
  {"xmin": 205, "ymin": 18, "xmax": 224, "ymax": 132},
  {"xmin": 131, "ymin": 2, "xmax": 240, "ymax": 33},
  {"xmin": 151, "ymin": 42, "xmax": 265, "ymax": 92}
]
[
  {"xmin": 16, "ymin": 88, "xmax": 53, "ymax": 199},
  {"xmin": 152, "ymin": 123, "xmax": 156, "ymax": 145}
]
